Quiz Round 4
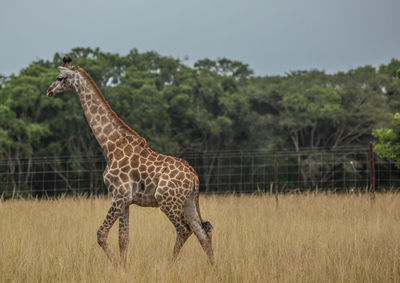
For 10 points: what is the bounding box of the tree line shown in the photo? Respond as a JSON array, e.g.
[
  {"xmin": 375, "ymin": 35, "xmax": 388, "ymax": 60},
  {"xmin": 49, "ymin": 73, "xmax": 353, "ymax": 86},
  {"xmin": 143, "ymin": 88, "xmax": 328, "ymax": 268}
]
[{"xmin": 1, "ymin": 47, "xmax": 399, "ymax": 195}]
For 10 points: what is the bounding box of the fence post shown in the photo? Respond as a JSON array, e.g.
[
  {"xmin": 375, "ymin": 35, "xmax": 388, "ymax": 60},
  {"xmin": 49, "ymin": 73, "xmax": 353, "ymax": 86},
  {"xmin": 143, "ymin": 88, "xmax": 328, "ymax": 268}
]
[
  {"xmin": 369, "ymin": 143, "xmax": 375, "ymax": 201},
  {"xmin": 42, "ymin": 158, "xmax": 45, "ymax": 196},
  {"xmin": 274, "ymin": 149, "xmax": 279, "ymax": 205}
]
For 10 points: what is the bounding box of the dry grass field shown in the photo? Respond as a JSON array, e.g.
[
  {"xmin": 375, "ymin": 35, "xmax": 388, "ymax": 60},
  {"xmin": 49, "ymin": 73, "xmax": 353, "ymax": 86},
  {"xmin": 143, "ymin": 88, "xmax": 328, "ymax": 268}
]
[{"xmin": 1, "ymin": 193, "xmax": 400, "ymax": 282}]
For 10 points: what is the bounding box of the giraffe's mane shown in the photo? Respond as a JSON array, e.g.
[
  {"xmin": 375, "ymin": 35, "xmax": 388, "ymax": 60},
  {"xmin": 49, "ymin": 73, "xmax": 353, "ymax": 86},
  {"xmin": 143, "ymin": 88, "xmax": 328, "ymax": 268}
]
[{"xmin": 76, "ymin": 67, "xmax": 145, "ymax": 143}]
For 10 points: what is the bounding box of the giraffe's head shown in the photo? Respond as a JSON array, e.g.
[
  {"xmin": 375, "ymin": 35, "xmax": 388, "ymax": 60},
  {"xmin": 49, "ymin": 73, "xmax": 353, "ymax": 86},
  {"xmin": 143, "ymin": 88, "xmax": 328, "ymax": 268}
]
[{"xmin": 46, "ymin": 57, "xmax": 79, "ymax": 97}]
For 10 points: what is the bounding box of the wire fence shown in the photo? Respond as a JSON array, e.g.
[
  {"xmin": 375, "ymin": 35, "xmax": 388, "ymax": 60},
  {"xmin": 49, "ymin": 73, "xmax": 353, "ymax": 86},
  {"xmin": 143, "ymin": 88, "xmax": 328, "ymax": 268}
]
[{"xmin": 1, "ymin": 146, "xmax": 400, "ymax": 198}]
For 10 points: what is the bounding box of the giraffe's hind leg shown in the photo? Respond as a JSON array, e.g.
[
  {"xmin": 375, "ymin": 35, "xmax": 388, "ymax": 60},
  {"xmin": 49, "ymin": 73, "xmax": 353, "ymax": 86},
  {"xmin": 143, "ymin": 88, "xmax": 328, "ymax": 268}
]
[
  {"xmin": 172, "ymin": 213, "xmax": 193, "ymax": 261},
  {"xmin": 118, "ymin": 206, "xmax": 130, "ymax": 268},
  {"xmin": 184, "ymin": 191, "xmax": 214, "ymax": 265},
  {"xmin": 159, "ymin": 203, "xmax": 193, "ymax": 262},
  {"xmin": 155, "ymin": 184, "xmax": 193, "ymax": 262}
]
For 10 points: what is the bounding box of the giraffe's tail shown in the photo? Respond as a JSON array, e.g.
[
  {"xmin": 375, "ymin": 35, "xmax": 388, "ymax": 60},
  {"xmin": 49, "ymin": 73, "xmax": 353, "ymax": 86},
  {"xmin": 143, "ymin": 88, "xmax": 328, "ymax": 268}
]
[
  {"xmin": 193, "ymin": 175, "xmax": 202, "ymax": 222},
  {"xmin": 201, "ymin": 221, "xmax": 213, "ymax": 233},
  {"xmin": 193, "ymin": 176, "xmax": 213, "ymax": 234},
  {"xmin": 184, "ymin": 176, "xmax": 214, "ymax": 264}
]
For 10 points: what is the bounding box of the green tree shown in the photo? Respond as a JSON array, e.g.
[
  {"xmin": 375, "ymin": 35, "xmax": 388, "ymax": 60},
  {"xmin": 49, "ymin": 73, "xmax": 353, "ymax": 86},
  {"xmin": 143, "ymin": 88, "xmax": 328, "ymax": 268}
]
[
  {"xmin": 248, "ymin": 68, "xmax": 390, "ymax": 187},
  {"xmin": 373, "ymin": 113, "xmax": 400, "ymax": 168},
  {"xmin": 0, "ymin": 64, "xmax": 53, "ymax": 194},
  {"xmin": 379, "ymin": 59, "xmax": 400, "ymax": 112},
  {"xmin": 190, "ymin": 59, "xmax": 253, "ymax": 190}
]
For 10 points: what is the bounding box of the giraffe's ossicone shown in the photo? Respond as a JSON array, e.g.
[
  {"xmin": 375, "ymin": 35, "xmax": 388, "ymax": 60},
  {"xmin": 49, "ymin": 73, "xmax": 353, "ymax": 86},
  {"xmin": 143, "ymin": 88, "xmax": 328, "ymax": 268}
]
[{"xmin": 46, "ymin": 57, "xmax": 214, "ymax": 267}]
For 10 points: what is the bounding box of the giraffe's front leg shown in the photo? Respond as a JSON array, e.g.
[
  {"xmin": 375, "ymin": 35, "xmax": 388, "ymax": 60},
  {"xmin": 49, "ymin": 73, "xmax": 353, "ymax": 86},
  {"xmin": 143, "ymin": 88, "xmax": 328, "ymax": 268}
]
[
  {"xmin": 119, "ymin": 206, "xmax": 130, "ymax": 268},
  {"xmin": 97, "ymin": 200, "xmax": 125, "ymax": 268}
]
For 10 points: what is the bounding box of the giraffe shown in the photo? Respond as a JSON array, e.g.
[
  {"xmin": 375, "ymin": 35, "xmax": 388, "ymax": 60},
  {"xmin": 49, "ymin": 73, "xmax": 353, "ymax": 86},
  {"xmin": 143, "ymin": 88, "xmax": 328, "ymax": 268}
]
[{"xmin": 46, "ymin": 57, "xmax": 214, "ymax": 267}]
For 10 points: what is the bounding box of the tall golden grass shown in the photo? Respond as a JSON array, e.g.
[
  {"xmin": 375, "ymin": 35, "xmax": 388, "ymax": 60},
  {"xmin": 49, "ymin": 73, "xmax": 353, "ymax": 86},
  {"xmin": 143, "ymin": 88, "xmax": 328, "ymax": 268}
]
[{"xmin": 1, "ymin": 193, "xmax": 400, "ymax": 282}]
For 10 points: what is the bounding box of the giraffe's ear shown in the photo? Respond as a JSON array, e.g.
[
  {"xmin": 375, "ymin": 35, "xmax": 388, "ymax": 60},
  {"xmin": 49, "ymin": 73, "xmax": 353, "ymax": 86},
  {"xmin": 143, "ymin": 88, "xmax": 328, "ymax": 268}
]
[{"xmin": 58, "ymin": 67, "xmax": 75, "ymax": 77}]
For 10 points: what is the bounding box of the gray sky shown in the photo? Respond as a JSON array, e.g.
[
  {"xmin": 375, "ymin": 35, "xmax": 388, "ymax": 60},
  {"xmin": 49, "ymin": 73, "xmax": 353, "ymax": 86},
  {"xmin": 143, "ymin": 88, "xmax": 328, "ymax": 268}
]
[{"xmin": 1, "ymin": 0, "xmax": 399, "ymax": 76}]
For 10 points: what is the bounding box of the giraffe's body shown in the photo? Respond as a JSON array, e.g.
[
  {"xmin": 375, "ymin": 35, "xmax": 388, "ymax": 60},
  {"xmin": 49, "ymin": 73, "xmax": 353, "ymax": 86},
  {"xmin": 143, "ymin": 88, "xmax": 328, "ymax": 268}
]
[{"xmin": 46, "ymin": 58, "xmax": 214, "ymax": 267}]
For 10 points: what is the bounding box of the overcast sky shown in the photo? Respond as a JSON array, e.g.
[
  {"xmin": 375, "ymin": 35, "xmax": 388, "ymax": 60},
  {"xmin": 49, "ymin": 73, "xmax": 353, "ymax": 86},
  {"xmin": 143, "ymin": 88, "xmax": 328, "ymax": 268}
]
[{"xmin": 1, "ymin": 0, "xmax": 399, "ymax": 76}]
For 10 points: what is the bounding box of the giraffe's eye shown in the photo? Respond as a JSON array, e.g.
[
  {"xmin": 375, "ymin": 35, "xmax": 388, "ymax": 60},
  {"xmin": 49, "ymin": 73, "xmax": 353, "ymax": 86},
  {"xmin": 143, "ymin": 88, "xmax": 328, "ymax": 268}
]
[{"xmin": 57, "ymin": 77, "xmax": 63, "ymax": 81}]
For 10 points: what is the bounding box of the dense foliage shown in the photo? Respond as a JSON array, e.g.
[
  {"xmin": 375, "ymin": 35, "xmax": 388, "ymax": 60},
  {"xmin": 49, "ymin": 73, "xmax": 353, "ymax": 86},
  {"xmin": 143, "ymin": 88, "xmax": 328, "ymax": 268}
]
[
  {"xmin": 373, "ymin": 113, "xmax": 400, "ymax": 168},
  {"xmin": 0, "ymin": 47, "xmax": 399, "ymax": 195}
]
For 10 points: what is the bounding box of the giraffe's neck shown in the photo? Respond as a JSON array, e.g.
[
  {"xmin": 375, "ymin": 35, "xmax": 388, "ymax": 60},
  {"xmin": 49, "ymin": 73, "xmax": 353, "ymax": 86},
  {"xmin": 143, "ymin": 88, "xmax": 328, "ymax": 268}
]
[{"xmin": 74, "ymin": 69, "xmax": 141, "ymax": 156}]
